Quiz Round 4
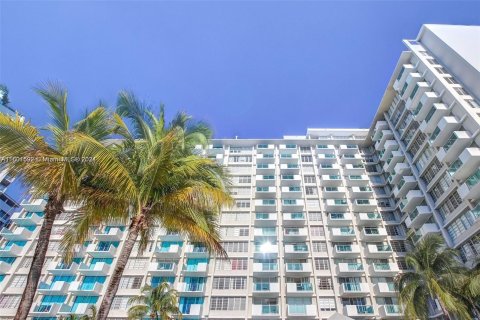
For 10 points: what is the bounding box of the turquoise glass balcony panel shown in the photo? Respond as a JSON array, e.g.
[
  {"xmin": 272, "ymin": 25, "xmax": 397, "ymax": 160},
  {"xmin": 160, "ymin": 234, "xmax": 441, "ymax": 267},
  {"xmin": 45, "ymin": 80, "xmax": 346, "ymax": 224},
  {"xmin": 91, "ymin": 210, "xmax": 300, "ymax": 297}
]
[
  {"xmin": 296, "ymin": 282, "xmax": 313, "ymax": 291},
  {"xmin": 262, "ymin": 305, "xmax": 279, "ymax": 314},
  {"xmin": 356, "ymin": 305, "xmax": 374, "ymax": 314},
  {"xmin": 71, "ymin": 296, "xmax": 98, "ymax": 313}
]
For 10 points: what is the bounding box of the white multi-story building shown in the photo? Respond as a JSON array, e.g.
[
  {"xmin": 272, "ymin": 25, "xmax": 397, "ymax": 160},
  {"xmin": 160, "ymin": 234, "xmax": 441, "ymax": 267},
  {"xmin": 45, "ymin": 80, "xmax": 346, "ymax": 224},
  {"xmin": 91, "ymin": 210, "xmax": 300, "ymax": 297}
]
[{"xmin": 0, "ymin": 24, "xmax": 478, "ymax": 320}]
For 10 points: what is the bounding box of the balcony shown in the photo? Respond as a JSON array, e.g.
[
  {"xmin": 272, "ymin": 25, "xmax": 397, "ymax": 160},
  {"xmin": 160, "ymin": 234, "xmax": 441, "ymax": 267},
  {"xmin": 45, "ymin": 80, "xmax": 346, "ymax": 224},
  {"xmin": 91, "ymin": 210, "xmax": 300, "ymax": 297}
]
[
  {"xmin": 402, "ymin": 190, "xmax": 424, "ymax": 213},
  {"xmin": 86, "ymin": 243, "xmax": 117, "ymax": 258},
  {"xmin": 0, "ymin": 261, "xmax": 12, "ymax": 273},
  {"xmin": 94, "ymin": 228, "xmax": 124, "ymax": 241},
  {"xmin": 321, "ymin": 175, "xmax": 342, "ymax": 186},
  {"xmin": 344, "ymin": 305, "xmax": 375, "ymax": 317},
  {"xmin": 58, "ymin": 303, "xmax": 94, "ymax": 315},
  {"xmin": 0, "ymin": 244, "xmax": 22, "ymax": 256},
  {"xmin": 253, "ymin": 243, "xmax": 278, "ymax": 258},
  {"xmin": 254, "ymin": 213, "xmax": 277, "ymax": 226},
  {"xmin": 393, "ymin": 176, "xmax": 416, "ymax": 198},
  {"xmin": 252, "ymin": 304, "xmax": 280, "ymax": 317},
  {"xmin": 393, "ymin": 64, "xmax": 415, "ymax": 91},
  {"xmin": 255, "ymin": 186, "xmax": 276, "ymax": 199},
  {"xmin": 281, "ymin": 186, "xmax": 301, "ymax": 197},
  {"xmin": 373, "ymin": 121, "xmax": 389, "ymax": 141},
  {"xmin": 184, "ymin": 245, "xmax": 208, "ymax": 258},
  {"xmin": 255, "ymin": 199, "xmax": 277, "ymax": 212},
  {"xmin": 384, "ymin": 151, "xmax": 404, "ymax": 173},
  {"xmin": 375, "ymin": 130, "xmax": 394, "ymax": 151},
  {"xmin": 406, "ymin": 81, "xmax": 430, "ymax": 110},
  {"xmin": 350, "ymin": 186, "xmax": 373, "ymax": 196},
  {"xmin": 380, "ymin": 304, "xmax": 402, "ymax": 318},
  {"xmin": 323, "ymin": 186, "xmax": 347, "ymax": 198},
  {"xmin": 331, "ymin": 227, "xmax": 356, "ymax": 240},
  {"xmin": 280, "ymin": 163, "xmax": 300, "ymax": 173},
  {"xmin": 280, "ymin": 175, "xmax": 302, "ymax": 186},
  {"xmin": 437, "ymin": 131, "xmax": 473, "ymax": 163},
  {"xmin": 256, "ymin": 163, "xmax": 276, "ymax": 174},
  {"xmin": 324, "ymin": 199, "xmax": 348, "ymax": 211},
  {"xmin": 366, "ymin": 244, "xmax": 393, "ymax": 258},
  {"xmin": 282, "ymin": 199, "xmax": 305, "ymax": 211},
  {"xmin": 458, "ymin": 168, "xmax": 480, "ymax": 200},
  {"xmin": 405, "ymin": 206, "xmax": 432, "ymax": 229},
  {"xmin": 412, "ymin": 223, "xmax": 440, "ymax": 244},
  {"xmin": 20, "ymin": 198, "xmax": 47, "ymax": 212},
  {"xmin": 352, "ymin": 199, "xmax": 377, "ymax": 210},
  {"xmin": 357, "ymin": 212, "xmax": 382, "ymax": 226},
  {"xmin": 339, "ymin": 282, "xmax": 370, "ymax": 296},
  {"xmin": 0, "ymin": 227, "xmax": 33, "ymax": 241},
  {"xmin": 370, "ymin": 262, "xmax": 400, "ymax": 276},
  {"xmin": 279, "ymin": 153, "xmax": 299, "ymax": 163},
  {"xmin": 148, "ymin": 262, "xmax": 177, "ymax": 276},
  {"xmin": 317, "ymin": 153, "xmax": 337, "ymax": 162},
  {"xmin": 287, "ymin": 304, "xmax": 317, "ymax": 317},
  {"xmin": 360, "ymin": 227, "xmax": 388, "ymax": 240},
  {"xmin": 286, "ymin": 282, "xmax": 314, "ymax": 295},
  {"xmin": 69, "ymin": 281, "xmax": 104, "ymax": 296},
  {"xmin": 285, "ymin": 262, "xmax": 312, "ymax": 276},
  {"xmin": 381, "ymin": 140, "xmax": 399, "ymax": 161},
  {"xmin": 182, "ymin": 262, "xmax": 208, "ymax": 275},
  {"xmin": 413, "ymin": 91, "xmax": 441, "ymax": 122},
  {"xmin": 254, "ymin": 228, "xmax": 277, "ymax": 240},
  {"xmin": 399, "ymin": 73, "xmax": 422, "ymax": 100},
  {"xmin": 253, "ymin": 262, "xmax": 278, "ymax": 276},
  {"xmin": 390, "ymin": 162, "xmax": 410, "ymax": 184},
  {"xmin": 449, "ymin": 148, "xmax": 480, "ymax": 181},
  {"xmin": 327, "ymin": 213, "xmax": 352, "ymax": 226},
  {"xmin": 255, "ymin": 175, "xmax": 276, "ymax": 187},
  {"xmin": 284, "ymin": 244, "xmax": 309, "ymax": 258},
  {"xmin": 318, "ymin": 163, "xmax": 340, "ymax": 173},
  {"xmin": 375, "ymin": 282, "xmax": 397, "ymax": 296},
  {"xmin": 180, "ymin": 303, "xmax": 202, "ymax": 317},
  {"xmin": 252, "ymin": 282, "xmax": 280, "ymax": 296},
  {"xmin": 284, "ymin": 228, "xmax": 308, "ymax": 241},
  {"xmin": 419, "ymin": 103, "xmax": 449, "ymax": 134},
  {"xmin": 341, "ymin": 154, "xmax": 363, "ymax": 164},
  {"xmin": 176, "ymin": 282, "xmax": 205, "ymax": 296},
  {"xmin": 337, "ymin": 263, "xmax": 364, "ymax": 275},
  {"xmin": 283, "ymin": 212, "xmax": 306, "ymax": 226},
  {"xmin": 256, "ymin": 153, "xmax": 275, "ymax": 163},
  {"xmin": 154, "ymin": 244, "xmax": 182, "ymax": 257},
  {"xmin": 10, "ymin": 211, "xmax": 42, "ymax": 226},
  {"xmin": 333, "ymin": 244, "xmax": 360, "ymax": 257},
  {"xmin": 78, "ymin": 262, "xmax": 111, "ymax": 276},
  {"xmin": 429, "ymin": 117, "xmax": 461, "ymax": 147},
  {"xmin": 37, "ymin": 281, "xmax": 71, "ymax": 295},
  {"xmin": 279, "ymin": 144, "xmax": 298, "ymax": 153},
  {"xmin": 30, "ymin": 304, "xmax": 62, "ymax": 317}
]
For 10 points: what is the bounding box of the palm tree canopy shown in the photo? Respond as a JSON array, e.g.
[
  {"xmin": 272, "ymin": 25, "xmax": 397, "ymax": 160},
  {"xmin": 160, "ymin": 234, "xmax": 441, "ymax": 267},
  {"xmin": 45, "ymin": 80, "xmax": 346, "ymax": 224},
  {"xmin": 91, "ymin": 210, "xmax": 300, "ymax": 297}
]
[
  {"xmin": 128, "ymin": 283, "xmax": 182, "ymax": 320},
  {"xmin": 395, "ymin": 234, "xmax": 471, "ymax": 320},
  {"xmin": 61, "ymin": 92, "xmax": 232, "ymax": 259}
]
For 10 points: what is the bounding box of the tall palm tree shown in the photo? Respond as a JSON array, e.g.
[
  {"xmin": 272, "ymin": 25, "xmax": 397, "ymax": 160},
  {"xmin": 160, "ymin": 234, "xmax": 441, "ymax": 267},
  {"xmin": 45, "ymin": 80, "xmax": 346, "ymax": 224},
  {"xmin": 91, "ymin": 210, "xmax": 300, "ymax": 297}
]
[
  {"xmin": 0, "ymin": 83, "xmax": 123, "ymax": 320},
  {"xmin": 128, "ymin": 283, "xmax": 181, "ymax": 320},
  {"xmin": 451, "ymin": 257, "xmax": 480, "ymax": 318},
  {"xmin": 61, "ymin": 92, "xmax": 232, "ymax": 320},
  {"xmin": 394, "ymin": 234, "xmax": 471, "ymax": 319}
]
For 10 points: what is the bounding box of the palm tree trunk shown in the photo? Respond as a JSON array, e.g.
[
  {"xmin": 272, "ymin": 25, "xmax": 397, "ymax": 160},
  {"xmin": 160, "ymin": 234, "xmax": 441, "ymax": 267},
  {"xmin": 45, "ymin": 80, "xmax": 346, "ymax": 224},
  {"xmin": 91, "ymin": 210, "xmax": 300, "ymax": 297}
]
[
  {"xmin": 96, "ymin": 215, "xmax": 142, "ymax": 320},
  {"xmin": 437, "ymin": 300, "xmax": 452, "ymax": 320},
  {"xmin": 14, "ymin": 197, "xmax": 62, "ymax": 320}
]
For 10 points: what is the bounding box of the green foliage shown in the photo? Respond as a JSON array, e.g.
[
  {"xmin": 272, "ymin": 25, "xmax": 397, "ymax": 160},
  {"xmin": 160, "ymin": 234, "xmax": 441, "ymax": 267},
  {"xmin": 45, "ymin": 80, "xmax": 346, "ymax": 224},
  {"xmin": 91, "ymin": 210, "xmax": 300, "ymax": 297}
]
[{"xmin": 128, "ymin": 283, "xmax": 181, "ymax": 320}]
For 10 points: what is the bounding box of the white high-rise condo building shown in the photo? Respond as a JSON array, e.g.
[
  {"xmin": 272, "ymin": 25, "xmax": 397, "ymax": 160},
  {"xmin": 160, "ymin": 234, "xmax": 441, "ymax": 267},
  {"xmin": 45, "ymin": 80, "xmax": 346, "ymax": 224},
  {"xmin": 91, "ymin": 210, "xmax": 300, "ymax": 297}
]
[{"xmin": 0, "ymin": 24, "xmax": 478, "ymax": 320}]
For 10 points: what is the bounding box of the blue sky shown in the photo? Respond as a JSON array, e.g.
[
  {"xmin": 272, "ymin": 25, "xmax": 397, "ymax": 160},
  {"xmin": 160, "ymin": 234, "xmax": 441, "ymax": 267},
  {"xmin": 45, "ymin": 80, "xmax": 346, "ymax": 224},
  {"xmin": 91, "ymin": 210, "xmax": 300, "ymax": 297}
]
[{"xmin": 1, "ymin": 1, "xmax": 480, "ymax": 140}]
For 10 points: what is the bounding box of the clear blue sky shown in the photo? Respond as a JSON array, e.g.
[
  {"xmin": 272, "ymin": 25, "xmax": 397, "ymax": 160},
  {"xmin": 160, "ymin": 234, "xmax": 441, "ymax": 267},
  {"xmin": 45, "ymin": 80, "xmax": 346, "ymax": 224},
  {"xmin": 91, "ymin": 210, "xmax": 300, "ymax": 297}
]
[{"xmin": 1, "ymin": 1, "xmax": 479, "ymax": 139}]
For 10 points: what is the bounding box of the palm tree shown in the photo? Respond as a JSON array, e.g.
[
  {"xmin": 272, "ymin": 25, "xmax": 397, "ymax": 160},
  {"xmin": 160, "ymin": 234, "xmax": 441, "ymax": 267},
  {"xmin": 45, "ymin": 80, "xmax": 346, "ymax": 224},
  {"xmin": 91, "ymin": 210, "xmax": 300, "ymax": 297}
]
[
  {"xmin": 394, "ymin": 234, "xmax": 471, "ymax": 319},
  {"xmin": 0, "ymin": 83, "xmax": 122, "ymax": 320},
  {"xmin": 61, "ymin": 91, "xmax": 232, "ymax": 320},
  {"xmin": 128, "ymin": 283, "xmax": 181, "ymax": 320},
  {"xmin": 451, "ymin": 256, "xmax": 480, "ymax": 318},
  {"xmin": 60, "ymin": 305, "xmax": 97, "ymax": 320}
]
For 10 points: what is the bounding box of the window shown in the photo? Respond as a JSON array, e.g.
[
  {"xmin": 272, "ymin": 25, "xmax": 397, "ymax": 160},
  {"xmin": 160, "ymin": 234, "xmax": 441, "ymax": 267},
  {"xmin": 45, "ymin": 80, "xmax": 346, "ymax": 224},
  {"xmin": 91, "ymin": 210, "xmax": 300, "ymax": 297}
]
[
  {"xmin": 51, "ymin": 226, "xmax": 67, "ymax": 236},
  {"xmin": 47, "ymin": 241, "xmax": 61, "ymax": 252},
  {"xmin": 438, "ymin": 191, "xmax": 462, "ymax": 217},
  {"xmin": 390, "ymin": 241, "xmax": 407, "ymax": 253},
  {"xmin": 119, "ymin": 276, "xmax": 143, "ymax": 289},
  {"xmin": 237, "ymin": 176, "xmax": 251, "ymax": 184},
  {"xmin": 222, "ymin": 242, "xmax": 248, "ymax": 253},
  {"xmin": 229, "ymin": 156, "xmax": 252, "ymax": 163},
  {"xmin": 125, "ymin": 258, "xmax": 148, "ymax": 270},
  {"xmin": 210, "ymin": 297, "xmax": 246, "ymax": 311},
  {"xmin": 454, "ymin": 87, "xmax": 468, "ymax": 96},
  {"xmin": 305, "ymin": 187, "xmax": 317, "ymax": 196},
  {"xmin": 308, "ymin": 212, "xmax": 322, "ymax": 222},
  {"xmin": 215, "ymin": 258, "xmax": 248, "ymax": 271},
  {"xmin": 306, "ymin": 199, "xmax": 320, "ymax": 209},
  {"xmin": 386, "ymin": 225, "xmax": 403, "ymax": 237},
  {"xmin": 212, "ymin": 277, "xmax": 247, "ymax": 290},
  {"xmin": 314, "ymin": 258, "xmax": 330, "ymax": 270},
  {"xmin": 317, "ymin": 277, "xmax": 333, "ymax": 290},
  {"xmin": 304, "ymin": 175, "xmax": 316, "ymax": 184},
  {"xmin": 312, "ymin": 242, "xmax": 327, "ymax": 253},
  {"xmin": 221, "ymin": 227, "xmax": 249, "ymax": 237},
  {"xmin": 0, "ymin": 295, "xmax": 20, "ymax": 308},
  {"xmin": 9, "ymin": 275, "xmax": 27, "ymax": 288},
  {"xmin": 20, "ymin": 257, "xmax": 33, "ymax": 268},
  {"xmin": 235, "ymin": 200, "xmax": 250, "ymax": 208},
  {"xmin": 310, "ymin": 226, "xmax": 325, "ymax": 237},
  {"xmin": 111, "ymin": 296, "xmax": 131, "ymax": 310},
  {"xmin": 220, "ymin": 212, "xmax": 249, "ymax": 223},
  {"xmin": 301, "ymin": 155, "xmax": 313, "ymax": 163},
  {"xmin": 318, "ymin": 297, "xmax": 336, "ymax": 311}
]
